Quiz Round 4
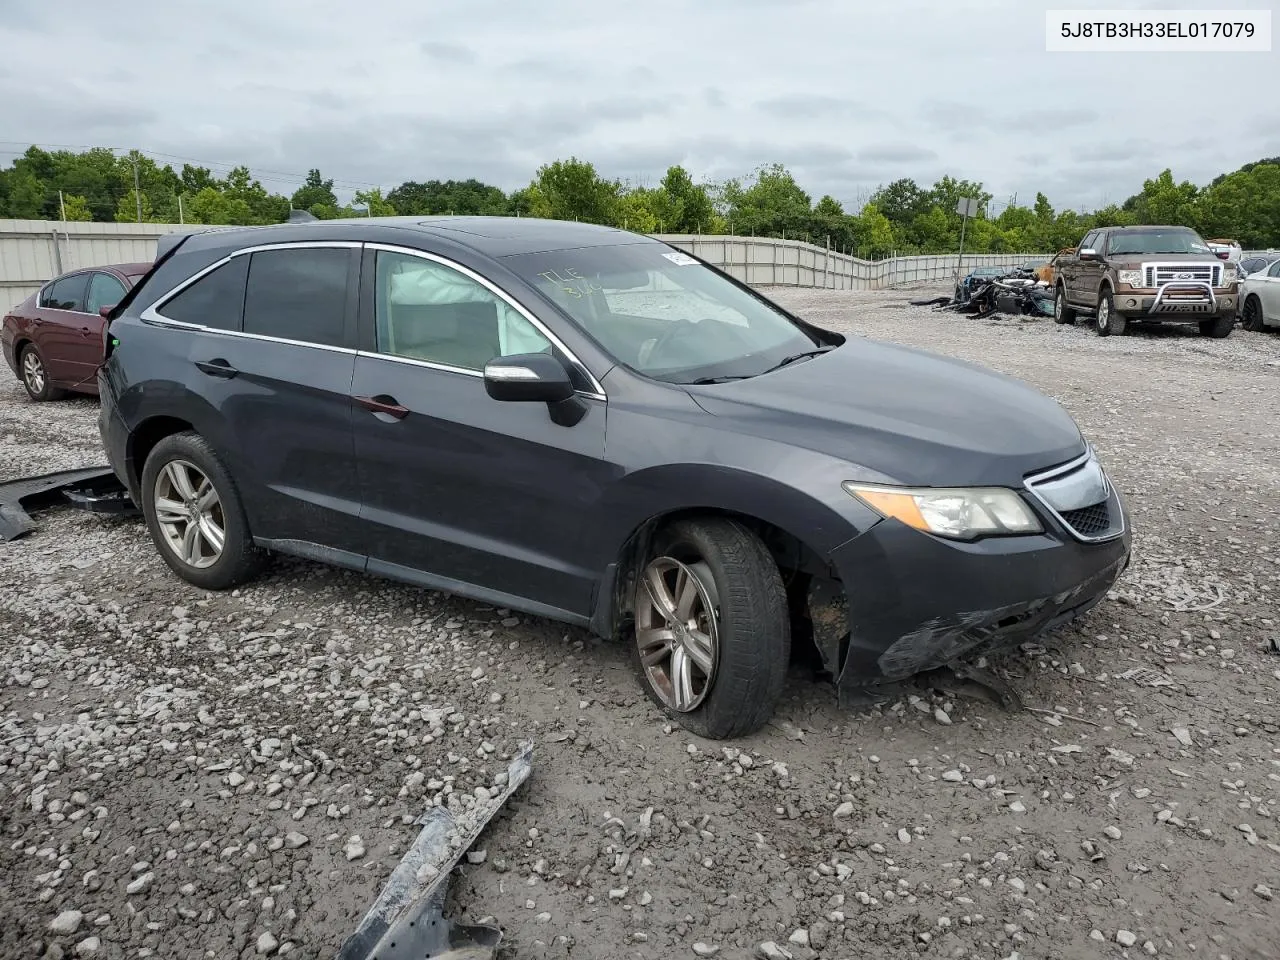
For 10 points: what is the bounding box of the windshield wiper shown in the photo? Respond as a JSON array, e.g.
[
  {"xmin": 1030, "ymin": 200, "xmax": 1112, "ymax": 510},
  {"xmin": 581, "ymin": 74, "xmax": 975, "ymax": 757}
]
[
  {"xmin": 758, "ymin": 347, "xmax": 834, "ymax": 375},
  {"xmin": 688, "ymin": 374, "xmax": 752, "ymax": 384}
]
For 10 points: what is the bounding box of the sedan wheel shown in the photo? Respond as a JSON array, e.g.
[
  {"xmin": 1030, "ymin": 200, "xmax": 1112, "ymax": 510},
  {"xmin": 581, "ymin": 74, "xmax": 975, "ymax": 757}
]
[
  {"xmin": 153, "ymin": 459, "xmax": 226, "ymax": 569},
  {"xmin": 635, "ymin": 556, "xmax": 720, "ymax": 712},
  {"xmin": 629, "ymin": 518, "xmax": 790, "ymax": 739},
  {"xmin": 19, "ymin": 344, "xmax": 65, "ymax": 401},
  {"xmin": 1242, "ymin": 296, "xmax": 1265, "ymax": 332}
]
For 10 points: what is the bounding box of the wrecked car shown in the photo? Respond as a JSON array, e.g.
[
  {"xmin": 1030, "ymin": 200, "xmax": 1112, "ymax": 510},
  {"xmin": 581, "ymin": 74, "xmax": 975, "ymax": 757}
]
[{"xmin": 96, "ymin": 217, "xmax": 1131, "ymax": 739}]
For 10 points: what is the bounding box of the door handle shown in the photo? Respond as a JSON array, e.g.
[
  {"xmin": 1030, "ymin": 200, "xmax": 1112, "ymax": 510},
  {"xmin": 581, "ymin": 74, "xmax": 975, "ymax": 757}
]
[
  {"xmin": 195, "ymin": 358, "xmax": 239, "ymax": 378},
  {"xmin": 353, "ymin": 394, "xmax": 410, "ymax": 420}
]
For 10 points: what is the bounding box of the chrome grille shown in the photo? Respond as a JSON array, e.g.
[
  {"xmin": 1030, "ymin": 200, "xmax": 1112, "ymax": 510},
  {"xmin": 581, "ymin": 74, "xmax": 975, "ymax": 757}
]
[{"xmin": 1144, "ymin": 263, "xmax": 1219, "ymax": 287}]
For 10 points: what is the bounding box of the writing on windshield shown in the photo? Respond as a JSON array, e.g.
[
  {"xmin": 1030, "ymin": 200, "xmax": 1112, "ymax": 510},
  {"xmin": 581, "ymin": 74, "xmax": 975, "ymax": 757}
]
[{"xmin": 536, "ymin": 267, "xmax": 601, "ymax": 300}]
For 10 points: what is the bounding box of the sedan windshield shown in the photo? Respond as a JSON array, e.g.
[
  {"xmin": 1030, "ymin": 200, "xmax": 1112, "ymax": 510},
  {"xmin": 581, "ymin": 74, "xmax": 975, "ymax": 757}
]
[
  {"xmin": 503, "ymin": 243, "xmax": 825, "ymax": 384},
  {"xmin": 1107, "ymin": 230, "xmax": 1214, "ymax": 257}
]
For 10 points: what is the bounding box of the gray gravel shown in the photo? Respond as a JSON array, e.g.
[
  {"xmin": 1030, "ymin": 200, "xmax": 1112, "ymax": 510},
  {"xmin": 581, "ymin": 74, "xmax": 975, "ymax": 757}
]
[{"xmin": 3, "ymin": 286, "xmax": 1280, "ymax": 959}]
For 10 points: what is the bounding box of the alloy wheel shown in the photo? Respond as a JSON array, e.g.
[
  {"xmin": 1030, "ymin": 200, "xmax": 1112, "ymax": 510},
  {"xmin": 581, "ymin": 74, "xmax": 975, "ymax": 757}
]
[
  {"xmin": 153, "ymin": 459, "xmax": 226, "ymax": 569},
  {"xmin": 1054, "ymin": 292, "xmax": 1062, "ymax": 320},
  {"xmin": 22, "ymin": 351, "xmax": 44, "ymax": 394},
  {"xmin": 1097, "ymin": 297, "xmax": 1110, "ymax": 332},
  {"xmin": 634, "ymin": 556, "xmax": 721, "ymax": 712}
]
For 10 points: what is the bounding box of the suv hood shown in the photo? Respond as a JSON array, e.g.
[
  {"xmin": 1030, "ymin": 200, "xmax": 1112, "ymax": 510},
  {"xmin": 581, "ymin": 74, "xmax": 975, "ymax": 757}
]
[{"xmin": 686, "ymin": 339, "xmax": 1085, "ymax": 487}]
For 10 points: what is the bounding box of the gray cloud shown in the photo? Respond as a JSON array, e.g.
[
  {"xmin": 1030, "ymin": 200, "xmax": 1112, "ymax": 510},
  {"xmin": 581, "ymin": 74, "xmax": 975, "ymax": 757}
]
[
  {"xmin": 857, "ymin": 144, "xmax": 938, "ymax": 165},
  {"xmin": 421, "ymin": 41, "xmax": 476, "ymax": 64},
  {"xmin": 756, "ymin": 95, "xmax": 885, "ymax": 121},
  {"xmin": 0, "ymin": 0, "xmax": 1270, "ymax": 214}
]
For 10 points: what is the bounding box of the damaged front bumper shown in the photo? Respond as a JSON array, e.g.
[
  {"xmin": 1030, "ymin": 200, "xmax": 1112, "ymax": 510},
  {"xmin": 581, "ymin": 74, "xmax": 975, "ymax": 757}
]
[{"xmin": 808, "ymin": 501, "xmax": 1132, "ymax": 697}]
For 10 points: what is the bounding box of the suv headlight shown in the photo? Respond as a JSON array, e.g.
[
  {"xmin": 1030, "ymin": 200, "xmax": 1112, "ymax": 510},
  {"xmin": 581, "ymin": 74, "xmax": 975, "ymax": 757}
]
[
  {"xmin": 1218, "ymin": 266, "xmax": 1237, "ymax": 287},
  {"xmin": 1117, "ymin": 269, "xmax": 1144, "ymax": 287},
  {"xmin": 843, "ymin": 482, "xmax": 1043, "ymax": 540}
]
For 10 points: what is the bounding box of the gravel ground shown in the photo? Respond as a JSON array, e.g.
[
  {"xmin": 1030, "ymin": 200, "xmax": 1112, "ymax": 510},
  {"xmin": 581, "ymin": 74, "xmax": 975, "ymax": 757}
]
[{"xmin": 3, "ymin": 287, "xmax": 1279, "ymax": 960}]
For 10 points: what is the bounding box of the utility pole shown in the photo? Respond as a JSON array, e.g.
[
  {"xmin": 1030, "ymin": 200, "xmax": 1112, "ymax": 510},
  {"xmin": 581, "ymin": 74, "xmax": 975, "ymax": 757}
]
[
  {"xmin": 130, "ymin": 151, "xmax": 142, "ymax": 222},
  {"xmin": 178, "ymin": 194, "xmax": 185, "ymax": 225},
  {"xmin": 59, "ymin": 190, "xmax": 66, "ymax": 222}
]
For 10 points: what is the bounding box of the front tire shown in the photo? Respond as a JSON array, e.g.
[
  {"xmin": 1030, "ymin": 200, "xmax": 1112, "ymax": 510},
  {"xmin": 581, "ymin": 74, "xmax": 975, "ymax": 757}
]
[
  {"xmin": 140, "ymin": 431, "xmax": 266, "ymax": 590},
  {"xmin": 1094, "ymin": 289, "xmax": 1125, "ymax": 336},
  {"xmin": 630, "ymin": 518, "xmax": 790, "ymax": 739},
  {"xmin": 19, "ymin": 344, "xmax": 66, "ymax": 401},
  {"xmin": 1054, "ymin": 286, "xmax": 1075, "ymax": 324},
  {"xmin": 1199, "ymin": 315, "xmax": 1234, "ymax": 338}
]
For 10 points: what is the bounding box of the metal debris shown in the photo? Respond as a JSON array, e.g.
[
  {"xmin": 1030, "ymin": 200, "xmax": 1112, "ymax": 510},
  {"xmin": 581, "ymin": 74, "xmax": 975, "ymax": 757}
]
[
  {"xmin": 1116, "ymin": 667, "xmax": 1174, "ymax": 688},
  {"xmin": 336, "ymin": 742, "xmax": 534, "ymax": 960},
  {"xmin": 0, "ymin": 466, "xmax": 137, "ymax": 541}
]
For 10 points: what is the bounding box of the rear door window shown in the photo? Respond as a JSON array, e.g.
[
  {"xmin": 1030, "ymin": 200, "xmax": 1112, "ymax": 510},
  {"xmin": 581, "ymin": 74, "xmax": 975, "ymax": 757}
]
[
  {"xmin": 156, "ymin": 255, "xmax": 249, "ymax": 331},
  {"xmin": 243, "ymin": 247, "xmax": 351, "ymax": 347},
  {"xmin": 86, "ymin": 273, "xmax": 127, "ymax": 314},
  {"xmin": 39, "ymin": 273, "xmax": 90, "ymax": 311}
]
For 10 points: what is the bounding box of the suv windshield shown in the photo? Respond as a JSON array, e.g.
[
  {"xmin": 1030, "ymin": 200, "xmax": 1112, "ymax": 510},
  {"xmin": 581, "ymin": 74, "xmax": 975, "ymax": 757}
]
[
  {"xmin": 1106, "ymin": 229, "xmax": 1214, "ymax": 257},
  {"xmin": 503, "ymin": 243, "xmax": 824, "ymax": 384}
]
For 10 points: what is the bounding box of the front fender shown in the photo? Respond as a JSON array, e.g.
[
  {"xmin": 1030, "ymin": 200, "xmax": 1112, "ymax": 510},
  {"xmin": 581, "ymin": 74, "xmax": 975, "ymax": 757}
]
[{"xmin": 584, "ymin": 460, "xmax": 882, "ymax": 637}]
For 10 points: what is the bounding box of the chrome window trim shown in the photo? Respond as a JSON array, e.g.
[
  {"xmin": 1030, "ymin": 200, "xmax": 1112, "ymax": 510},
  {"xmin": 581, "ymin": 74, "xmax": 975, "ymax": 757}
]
[
  {"xmin": 1023, "ymin": 448, "xmax": 1126, "ymax": 544},
  {"xmin": 137, "ymin": 239, "xmax": 608, "ymax": 400},
  {"xmin": 140, "ymin": 241, "xmax": 362, "ymax": 350},
  {"xmin": 365, "ymin": 242, "xmax": 607, "ymax": 400}
]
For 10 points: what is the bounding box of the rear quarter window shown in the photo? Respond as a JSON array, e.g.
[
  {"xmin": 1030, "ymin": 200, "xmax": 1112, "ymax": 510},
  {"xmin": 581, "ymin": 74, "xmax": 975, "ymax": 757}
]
[{"xmin": 155, "ymin": 256, "xmax": 249, "ymax": 331}]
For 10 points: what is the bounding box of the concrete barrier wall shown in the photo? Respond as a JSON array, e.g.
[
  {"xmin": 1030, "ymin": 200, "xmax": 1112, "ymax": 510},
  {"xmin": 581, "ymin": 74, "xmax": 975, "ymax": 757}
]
[{"xmin": 4, "ymin": 218, "xmax": 1274, "ymax": 312}]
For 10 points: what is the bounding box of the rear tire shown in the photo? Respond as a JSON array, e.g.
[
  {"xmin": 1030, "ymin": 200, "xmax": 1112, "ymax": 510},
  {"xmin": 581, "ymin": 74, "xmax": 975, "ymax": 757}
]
[
  {"xmin": 629, "ymin": 518, "xmax": 790, "ymax": 739},
  {"xmin": 1199, "ymin": 315, "xmax": 1234, "ymax": 338},
  {"xmin": 1094, "ymin": 289, "xmax": 1125, "ymax": 336},
  {"xmin": 140, "ymin": 431, "xmax": 266, "ymax": 591},
  {"xmin": 1054, "ymin": 286, "xmax": 1075, "ymax": 324},
  {"xmin": 1241, "ymin": 296, "xmax": 1265, "ymax": 332},
  {"xmin": 19, "ymin": 344, "xmax": 67, "ymax": 401}
]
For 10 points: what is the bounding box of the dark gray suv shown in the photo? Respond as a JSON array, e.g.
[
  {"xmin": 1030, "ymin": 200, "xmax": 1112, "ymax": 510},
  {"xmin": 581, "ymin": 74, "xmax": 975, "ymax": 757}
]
[{"xmin": 98, "ymin": 217, "xmax": 1131, "ymax": 738}]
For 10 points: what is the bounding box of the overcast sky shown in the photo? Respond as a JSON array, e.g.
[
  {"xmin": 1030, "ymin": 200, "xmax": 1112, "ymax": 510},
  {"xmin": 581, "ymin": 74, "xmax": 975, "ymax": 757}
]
[{"xmin": 1, "ymin": 0, "xmax": 1275, "ymax": 214}]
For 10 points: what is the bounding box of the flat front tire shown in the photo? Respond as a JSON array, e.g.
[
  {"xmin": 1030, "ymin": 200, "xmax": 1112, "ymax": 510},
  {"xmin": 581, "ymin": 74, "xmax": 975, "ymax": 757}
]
[
  {"xmin": 140, "ymin": 431, "xmax": 266, "ymax": 590},
  {"xmin": 630, "ymin": 518, "xmax": 790, "ymax": 739}
]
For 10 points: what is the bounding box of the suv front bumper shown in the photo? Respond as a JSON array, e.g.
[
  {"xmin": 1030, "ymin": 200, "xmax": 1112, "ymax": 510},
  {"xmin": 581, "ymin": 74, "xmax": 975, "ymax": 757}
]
[{"xmin": 820, "ymin": 488, "xmax": 1131, "ymax": 691}]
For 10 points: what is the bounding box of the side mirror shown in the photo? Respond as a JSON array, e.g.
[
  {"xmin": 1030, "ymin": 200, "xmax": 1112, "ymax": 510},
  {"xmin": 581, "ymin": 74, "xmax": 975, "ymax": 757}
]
[
  {"xmin": 1078, "ymin": 248, "xmax": 1100, "ymax": 261},
  {"xmin": 484, "ymin": 353, "xmax": 575, "ymax": 403},
  {"xmin": 484, "ymin": 353, "xmax": 588, "ymax": 427},
  {"xmin": 99, "ymin": 304, "xmax": 117, "ymax": 318}
]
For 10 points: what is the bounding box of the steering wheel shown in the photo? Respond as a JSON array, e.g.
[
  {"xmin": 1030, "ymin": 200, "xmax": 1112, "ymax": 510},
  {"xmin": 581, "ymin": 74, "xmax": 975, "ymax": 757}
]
[{"xmin": 642, "ymin": 319, "xmax": 706, "ymax": 368}]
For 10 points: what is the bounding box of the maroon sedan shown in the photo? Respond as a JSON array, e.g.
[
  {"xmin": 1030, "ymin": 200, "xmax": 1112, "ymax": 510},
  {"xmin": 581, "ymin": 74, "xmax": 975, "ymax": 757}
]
[{"xmin": 2, "ymin": 262, "xmax": 151, "ymax": 401}]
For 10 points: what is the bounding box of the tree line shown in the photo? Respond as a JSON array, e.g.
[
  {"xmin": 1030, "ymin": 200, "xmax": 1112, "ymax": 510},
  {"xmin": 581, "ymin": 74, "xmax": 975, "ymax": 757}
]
[{"xmin": 1, "ymin": 145, "xmax": 1277, "ymax": 258}]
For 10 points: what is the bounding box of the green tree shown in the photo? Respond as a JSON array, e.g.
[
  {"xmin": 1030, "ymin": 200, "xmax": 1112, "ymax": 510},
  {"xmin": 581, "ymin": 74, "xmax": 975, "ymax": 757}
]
[
  {"xmin": 852, "ymin": 203, "xmax": 895, "ymax": 257},
  {"xmin": 4, "ymin": 169, "xmax": 45, "ymax": 218},
  {"xmin": 115, "ymin": 188, "xmax": 154, "ymax": 222},
  {"xmin": 721, "ymin": 163, "xmax": 812, "ymax": 238},
  {"xmin": 525, "ymin": 158, "xmax": 621, "ymax": 224},
  {"xmin": 386, "ymin": 178, "xmax": 509, "ymax": 216},
  {"xmin": 291, "ymin": 169, "xmax": 338, "ymax": 212},
  {"xmin": 60, "ymin": 194, "xmax": 93, "ymax": 221},
  {"xmin": 1127, "ymin": 169, "xmax": 1200, "ymax": 227}
]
